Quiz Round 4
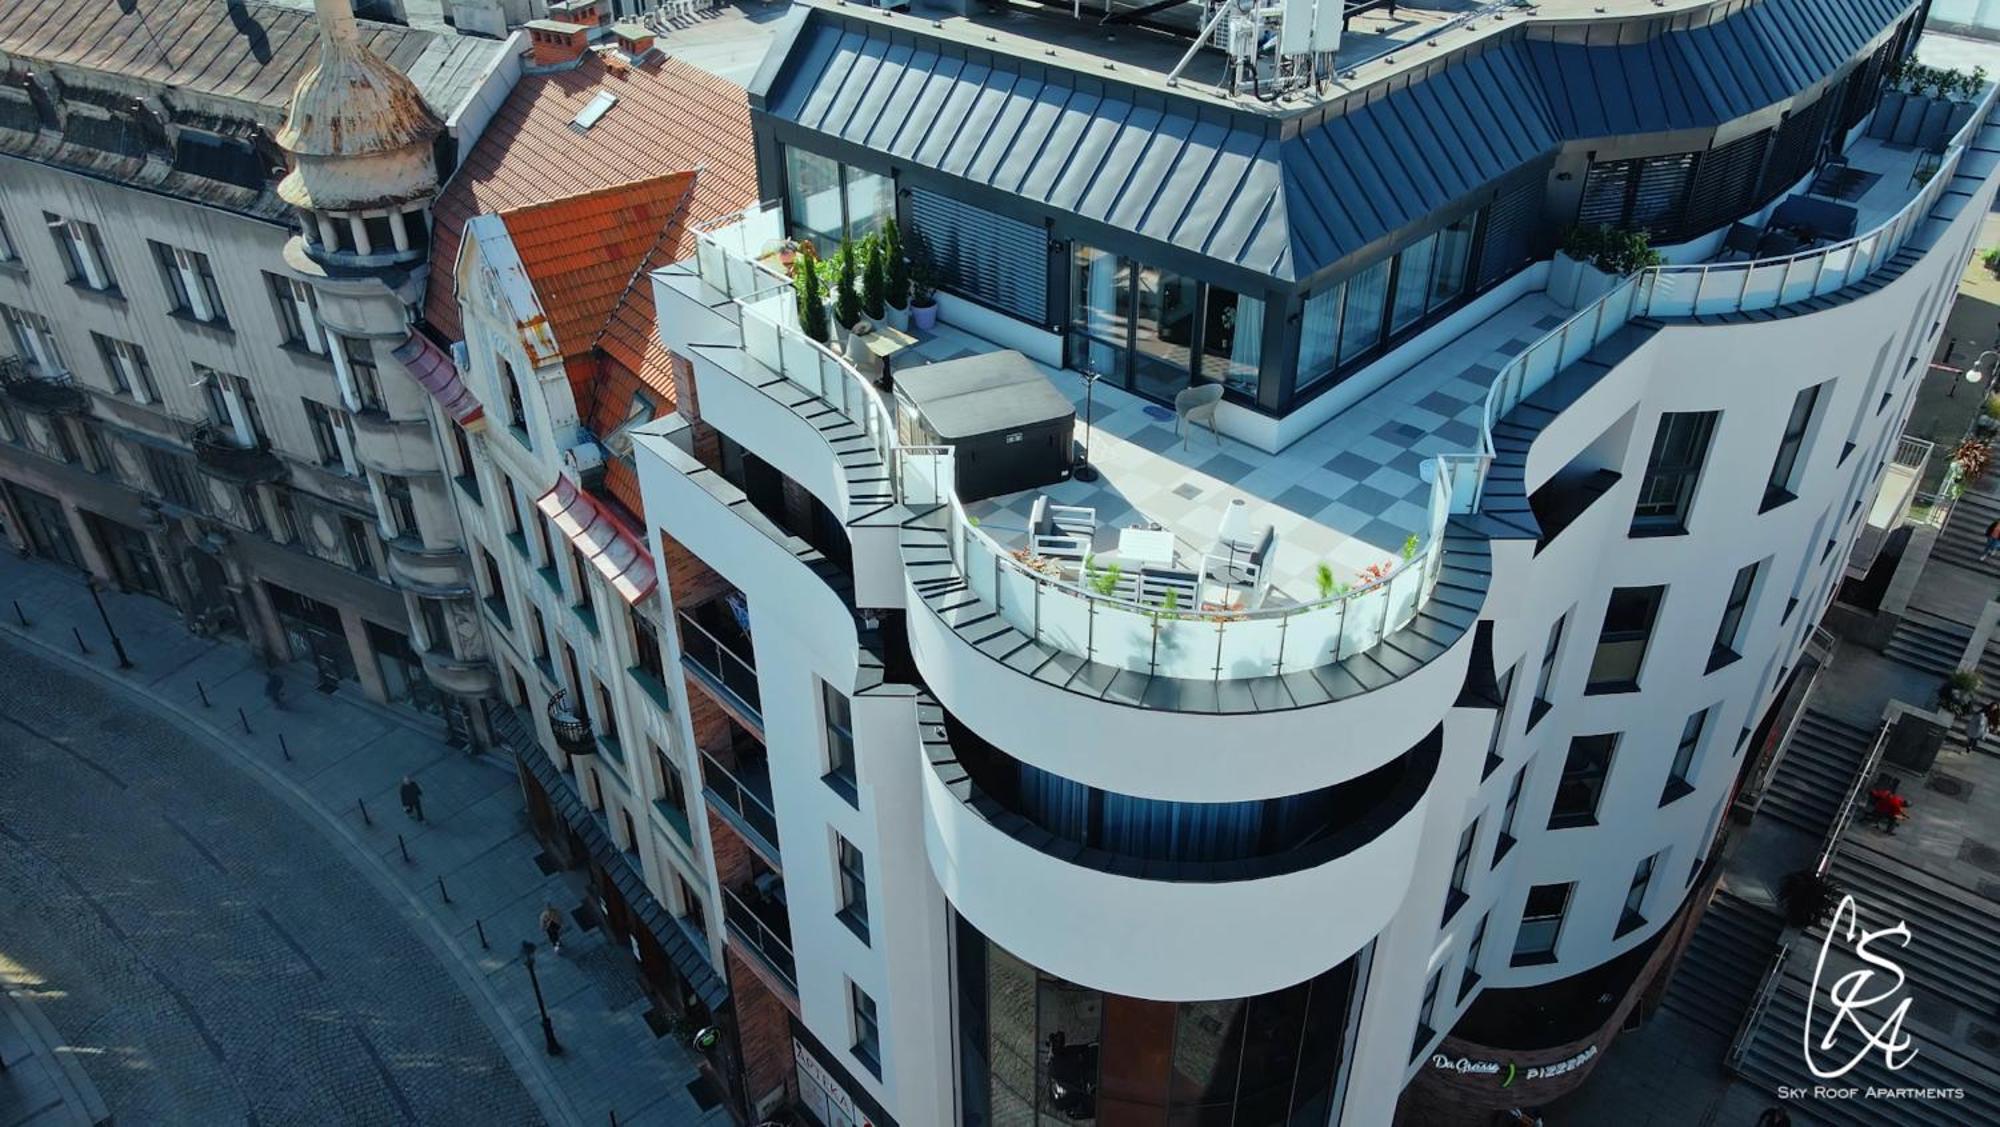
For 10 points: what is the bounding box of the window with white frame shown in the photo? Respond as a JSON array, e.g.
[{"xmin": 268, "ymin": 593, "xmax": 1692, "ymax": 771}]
[
  {"xmin": 1512, "ymin": 882, "xmax": 1572, "ymax": 966},
  {"xmin": 1708, "ymin": 562, "xmax": 1761, "ymax": 672},
  {"xmin": 382, "ymin": 474, "xmax": 418, "ymax": 538},
  {"xmin": 266, "ymin": 272, "xmax": 326, "ymax": 354},
  {"xmin": 2, "ymin": 305, "xmax": 65, "ymax": 375},
  {"xmin": 151, "ymin": 241, "xmax": 227, "ymax": 324},
  {"xmin": 836, "ymin": 834, "xmax": 868, "ymax": 942},
  {"xmin": 46, "ymin": 214, "xmax": 115, "ymax": 292},
  {"xmin": 1618, "ymin": 852, "xmax": 1659, "ymax": 937},
  {"xmin": 91, "ymin": 333, "xmax": 159, "ymax": 402},
  {"xmin": 1662, "ymin": 708, "xmax": 1708, "ymax": 805},
  {"xmin": 848, "ymin": 981, "xmax": 881, "ymax": 1076}
]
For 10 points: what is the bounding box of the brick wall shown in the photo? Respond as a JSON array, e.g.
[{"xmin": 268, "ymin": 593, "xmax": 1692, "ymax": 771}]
[
  {"xmin": 658, "ymin": 524, "xmax": 728, "ymax": 614},
  {"xmin": 726, "ymin": 945, "xmax": 797, "ymax": 1114}
]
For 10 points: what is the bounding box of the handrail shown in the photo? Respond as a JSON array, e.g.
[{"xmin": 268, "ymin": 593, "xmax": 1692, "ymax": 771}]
[
  {"xmin": 1724, "ymin": 944, "xmax": 1791, "ymax": 1075},
  {"xmin": 1480, "ymin": 83, "xmax": 1999, "ymax": 514},
  {"xmin": 1815, "ymin": 719, "xmax": 1894, "ymax": 879},
  {"xmin": 677, "ymin": 608, "xmax": 761, "ymax": 717},
  {"xmin": 1893, "ymin": 434, "xmax": 1935, "ymax": 469},
  {"xmin": 720, "ymin": 883, "xmax": 797, "ymax": 990},
  {"xmin": 721, "ymin": 258, "xmax": 1485, "ymax": 681}
]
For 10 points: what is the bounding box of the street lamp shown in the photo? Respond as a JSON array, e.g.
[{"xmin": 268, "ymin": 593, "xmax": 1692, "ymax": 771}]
[
  {"xmin": 519, "ymin": 940, "xmax": 564, "ymax": 1056},
  {"xmin": 85, "ymin": 574, "xmax": 132, "ymax": 670},
  {"xmin": 1955, "ymin": 350, "xmax": 1996, "ymax": 398}
]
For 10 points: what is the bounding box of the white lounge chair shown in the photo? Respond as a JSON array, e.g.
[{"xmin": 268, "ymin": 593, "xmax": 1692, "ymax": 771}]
[
  {"xmin": 1029, "ymin": 495, "xmax": 1095, "ymax": 566},
  {"xmin": 1175, "ymin": 383, "xmax": 1224, "ymax": 447}
]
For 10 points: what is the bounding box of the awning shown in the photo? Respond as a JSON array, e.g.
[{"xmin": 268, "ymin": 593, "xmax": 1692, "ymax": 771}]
[
  {"xmin": 487, "ymin": 701, "xmax": 729, "ymax": 1012},
  {"xmin": 535, "ymin": 475, "xmax": 657, "ymax": 604},
  {"xmin": 392, "ymin": 332, "xmax": 485, "ymax": 427}
]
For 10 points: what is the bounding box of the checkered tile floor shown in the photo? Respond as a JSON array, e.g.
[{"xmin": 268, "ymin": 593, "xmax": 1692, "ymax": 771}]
[{"xmin": 893, "ymin": 293, "xmax": 1569, "ymax": 604}]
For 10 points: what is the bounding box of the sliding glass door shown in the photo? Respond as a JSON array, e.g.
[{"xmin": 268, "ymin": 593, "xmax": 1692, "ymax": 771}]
[{"xmin": 1069, "ymin": 243, "xmax": 1265, "ymax": 404}]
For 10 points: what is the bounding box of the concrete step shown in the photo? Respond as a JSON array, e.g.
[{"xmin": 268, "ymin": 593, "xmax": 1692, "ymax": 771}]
[
  {"xmin": 1760, "ymin": 711, "xmax": 1874, "ymax": 833},
  {"xmin": 1657, "ymin": 889, "xmax": 1785, "ymax": 1040},
  {"xmin": 1823, "ymin": 844, "xmax": 2000, "ymax": 1017}
]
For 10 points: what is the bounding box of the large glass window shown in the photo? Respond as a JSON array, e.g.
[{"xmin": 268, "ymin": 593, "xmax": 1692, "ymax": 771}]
[
  {"xmin": 1296, "ymin": 284, "xmax": 1343, "ymax": 392},
  {"xmin": 1619, "ymin": 853, "xmax": 1659, "ymax": 937},
  {"xmin": 1199, "ymin": 285, "xmax": 1263, "ymax": 396},
  {"xmin": 1337, "ymin": 258, "xmax": 1389, "ymax": 363},
  {"xmin": 1133, "ymin": 264, "xmax": 1197, "ymax": 401},
  {"xmin": 843, "ymin": 167, "xmax": 892, "ymax": 241},
  {"xmin": 1512, "ymin": 882, "xmax": 1572, "ymax": 965},
  {"xmin": 1551, "ymin": 734, "xmax": 1616, "ymax": 828},
  {"xmin": 1663, "ymin": 708, "xmax": 1708, "ymax": 803},
  {"xmin": 957, "ymin": 915, "xmax": 1358, "ymax": 1126},
  {"xmin": 1587, "ymin": 586, "xmax": 1664, "ymax": 693},
  {"xmin": 1764, "ymin": 383, "xmax": 1824, "ymax": 510},
  {"xmin": 1070, "ymin": 244, "xmax": 1129, "ymax": 381},
  {"xmin": 1710, "ymin": 562, "xmax": 1760, "ymax": 670},
  {"xmin": 1632, "ymin": 411, "xmax": 1717, "ymax": 534},
  {"xmin": 1430, "ymin": 213, "xmax": 1476, "ymax": 310},
  {"xmin": 783, "ymin": 147, "xmax": 843, "ymax": 251},
  {"xmin": 1390, "ymin": 233, "xmax": 1437, "ymax": 332}
]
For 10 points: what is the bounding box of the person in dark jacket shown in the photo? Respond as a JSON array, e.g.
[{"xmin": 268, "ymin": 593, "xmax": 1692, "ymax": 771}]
[
  {"xmin": 540, "ymin": 904, "xmax": 564, "ymax": 953},
  {"xmin": 399, "ymin": 775, "xmax": 424, "ymax": 823}
]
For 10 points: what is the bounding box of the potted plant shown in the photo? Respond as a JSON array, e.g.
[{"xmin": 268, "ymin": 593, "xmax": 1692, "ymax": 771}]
[
  {"xmin": 907, "ymin": 228, "xmax": 940, "ymax": 331},
  {"xmin": 883, "ymin": 218, "xmax": 911, "ymax": 331},
  {"xmin": 1985, "ymin": 248, "xmax": 2000, "ymax": 280},
  {"xmin": 1939, "ymin": 668, "xmax": 1984, "ymax": 715},
  {"xmin": 1779, "ymin": 869, "xmax": 1842, "ymax": 929},
  {"xmin": 1551, "ymin": 225, "xmax": 1654, "ymax": 308},
  {"xmin": 1952, "ymin": 436, "xmax": 1993, "ymax": 483},
  {"xmin": 861, "ymin": 234, "xmax": 888, "ymax": 322},
  {"xmin": 794, "ymin": 244, "xmax": 830, "ymax": 345},
  {"xmin": 833, "ymin": 240, "xmax": 863, "ymax": 341},
  {"xmin": 777, "ymin": 237, "xmax": 799, "ymax": 272}
]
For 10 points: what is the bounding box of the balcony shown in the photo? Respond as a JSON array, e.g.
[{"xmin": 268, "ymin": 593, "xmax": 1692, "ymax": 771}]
[
  {"xmin": 189, "ymin": 421, "xmax": 286, "ymax": 484},
  {"xmin": 678, "ymin": 598, "xmax": 760, "ymax": 727},
  {"xmin": 700, "ymin": 721, "xmax": 780, "ymax": 862},
  {"xmin": 546, "ymin": 690, "xmax": 595, "ymax": 758},
  {"xmin": 0, "ymin": 357, "xmax": 88, "ymax": 415},
  {"xmin": 721, "ymin": 874, "xmax": 795, "ymax": 996}
]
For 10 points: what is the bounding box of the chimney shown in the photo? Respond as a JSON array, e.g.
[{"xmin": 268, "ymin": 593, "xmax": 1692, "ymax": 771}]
[
  {"xmin": 310, "ymin": 0, "xmax": 360, "ymax": 51},
  {"xmin": 550, "ymin": 0, "xmax": 602, "ymax": 25},
  {"xmin": 525, "ymin": 20, "xmax": 590, "ymax": 69},
  {"xmin": 612, "ymin": 25, "xmax": 655, "ymax": 59}
]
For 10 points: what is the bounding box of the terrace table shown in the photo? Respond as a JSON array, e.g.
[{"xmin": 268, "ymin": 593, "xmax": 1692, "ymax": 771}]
[{"xmin": 1116, "ymin": 526, "xmax": 1177, "ymax": 567}]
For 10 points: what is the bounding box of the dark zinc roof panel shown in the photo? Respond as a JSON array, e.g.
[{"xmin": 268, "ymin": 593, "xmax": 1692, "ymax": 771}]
[{"xmin": 763, "ymin": 0, "xmax": 1912, "ymax": 281}]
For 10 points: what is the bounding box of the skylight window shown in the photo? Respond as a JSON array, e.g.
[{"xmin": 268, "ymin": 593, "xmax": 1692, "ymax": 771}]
[{"xmin": 570, "ymin": 92, "xmax": 618, "ymax": 132}]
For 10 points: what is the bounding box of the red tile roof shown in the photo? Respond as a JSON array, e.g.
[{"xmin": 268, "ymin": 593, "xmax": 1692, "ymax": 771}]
[
  {"xmin": 423, "ymin": 49, "xmax": 757, "ymax": 349},
  {"xmin": 498, "ymin": 172, "xmax": 696, "ymax": 364}
]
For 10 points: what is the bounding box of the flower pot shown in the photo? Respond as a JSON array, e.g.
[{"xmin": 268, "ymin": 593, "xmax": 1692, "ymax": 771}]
[
  {"xmin": 1549, "ymin": 252, "xmax": 1618, "ymax": 311},
  {"xmin": 885, "ymin": 303, "xmax": 910, "ymax": 332},
  {"xmin": 1892, "ymin": 94, "xmax": 1931, "ymax": 146},
  {"xmin": 911, "ymin": 300, "xmax": 938, "ymax": 331},
  {"xmin": 1870, "ymin": 90, "xmax": 1908, "ymax": 140}
]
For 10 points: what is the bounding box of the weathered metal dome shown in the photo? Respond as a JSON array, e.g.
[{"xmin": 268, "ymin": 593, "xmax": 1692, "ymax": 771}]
[{"xmin": 275, "ymin": 0, "xmax": 442, "ymax": 210}]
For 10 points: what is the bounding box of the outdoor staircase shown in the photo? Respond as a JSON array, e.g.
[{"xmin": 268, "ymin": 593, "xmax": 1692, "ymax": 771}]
[
  {"xmin": 1882, "ymin": 608, "xmax": 1974, "ymax": 678},
  {"xmin": 1759, "ymin": 711, "xmax": 1879, "ymax": 834},
  {"xmin": 1930, "ymin": 484, "xmax": 2000, "ymax": 577},
  {"xmin": 1730, "ymin": 841, "xmax": 2000, "ymax": 1126},
  {"xmin": 1656, "ymin": 889, "xmax": 1786, "ymax": 1040}
]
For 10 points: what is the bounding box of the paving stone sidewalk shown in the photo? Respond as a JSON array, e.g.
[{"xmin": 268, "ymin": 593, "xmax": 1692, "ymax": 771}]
[{"xmin": 0, "ymin": 551, "xmax": 723, "ymax": 1127}]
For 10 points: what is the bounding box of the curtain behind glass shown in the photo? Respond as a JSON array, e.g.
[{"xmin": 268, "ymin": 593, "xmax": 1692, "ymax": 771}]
[
  {"xmin": 1070, "ymin": 245, "xmax": 1124, "ymax": 380},
  {"xmin": 784, "ymin": 148, "xmax": 842, "ymax": 252},
  {"xmin": 1200, "ymin": 286, "xmax": 1264, "ymax": 394},
  {"xmin": 1296, "ymin": 285, "xmax": 1343, "ymax": 393},
  {"xmin": 1430, "ymin": 215, "xmax": 1475, "ymax": 310},
  {"xmin": 1338, "ymin": 259, "xmax": 1389, "ymax": 362},
  {"xmin": 844, "ymin": 168, "xmax": 892, "ymax": 241},
  {"xmin": 1390, "ymin": 234, "xmax": 1436, "ymax": 332}
]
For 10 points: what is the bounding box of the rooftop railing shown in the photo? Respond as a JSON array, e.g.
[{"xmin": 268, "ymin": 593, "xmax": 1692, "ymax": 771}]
[
  {"xmin": 1480, "ymin": 83, "xmax": 1999, "ymax": 510},
  {"xmin": 705, "ymin": 238, "xmax": 1483, "ymax": 684}
]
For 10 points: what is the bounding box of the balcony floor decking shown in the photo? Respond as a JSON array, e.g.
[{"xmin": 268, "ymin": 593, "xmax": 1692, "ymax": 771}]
[{"xmin": 900, "ymin": 292, "xmax": 1568, "ymax": 603}]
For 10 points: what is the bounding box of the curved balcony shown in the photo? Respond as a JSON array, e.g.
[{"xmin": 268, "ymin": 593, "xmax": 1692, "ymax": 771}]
[
  {"xmin": 1474, "ymin": 82, "xmax": 2000, "ymax": 506},
  {"xmin": 350, "ymin": 408, "xmax": 446, "ymax": 477},
  {"xmin": 545, "ymin": 691, "xmax": 595, "ymax": 757},
  {"xmin": 384, "ymin": 537, "xmax": 473, "ymax": 596},
  {"xmin": 419, "ymin": 646, "xmax": 496, "ymax": 696},
  {"xmin": 723, "ymin": 268, "xmax": 1487, "ymax": 689},
  {"xmin": 0, "ymin": 358, "xmax": 88, "ymax": 415},
  {"xmin": 921, "ymin": 695, "xmax": 1438, "ymax": 999},
  {"xmin": 190, "ymin": 422, "xmax": 287, "ymax": 484}
]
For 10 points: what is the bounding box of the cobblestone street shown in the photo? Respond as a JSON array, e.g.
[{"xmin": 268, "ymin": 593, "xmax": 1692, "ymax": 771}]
[{"xmin": 0, "ymin": 638, "xmax": 544, "ymax": 1125}]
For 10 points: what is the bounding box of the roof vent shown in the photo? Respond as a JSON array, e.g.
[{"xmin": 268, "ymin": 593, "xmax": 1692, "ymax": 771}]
[{"xmin": 570, "ymin": 91, "xmax": 618, "ymax": 132}]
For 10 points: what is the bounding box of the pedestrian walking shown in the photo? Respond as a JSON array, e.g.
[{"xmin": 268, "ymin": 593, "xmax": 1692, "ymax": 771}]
[
  {"xmin": 1983, "ymin": 517, "xmax": 2000, "ymax": 561},
  {"xmin": 540, "ymin": 904, "xmax": 564, "ymax": 953},
  {"xmin": 399, "ymin": 774, "xmax": 425, "ymax": 823},
  {"xmin": 264, "ymin": 670, "xmax": 286, "ymax": 710},
  {"xmin": 1969, "ymin": 705, "xmax": 1993, "ymax": 754}
]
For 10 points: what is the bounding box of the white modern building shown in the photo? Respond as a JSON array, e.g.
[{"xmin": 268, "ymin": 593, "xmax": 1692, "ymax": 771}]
[{"xmin": 623, "ymin": 1, "xmax": 2000, "ymax": 1124}]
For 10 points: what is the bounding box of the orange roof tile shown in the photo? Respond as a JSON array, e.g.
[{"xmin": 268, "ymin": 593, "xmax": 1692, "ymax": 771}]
[
  {"xmin": 424, "ymin": 50, "xmax": 758, "ymax": 346},
  {"xmin": 498, "ymin": 172, "xmax": 696, "ymax": 363}
]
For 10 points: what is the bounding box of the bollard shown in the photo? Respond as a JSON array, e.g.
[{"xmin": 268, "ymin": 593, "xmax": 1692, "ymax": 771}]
[
  {"xmin": 12, "ymin": 600, "xmax": 26, "ymax": 627},
  {"xmin": 437, "ymin": 876, "xmax": 451, "ymax": 904},
  {"xmin": 358, "ymin": 798, "xmax": 372, "ymax": 826},
  {"xmin": 398, "ymin": 834, "xmax": 410, "ymax": 863},
  {"xmin": 238, "ymin": 707, "xmax": 251, "ymax": 735},
  {"xmin": 278, "ymin": 733, "xmax": 292, "ymax": 762},
  {"xmin": 196, "ymin": 681, "xmax": 210, "ymax": 708},
  {"xmin": 476, "ymin": 918, "xmax": 489, "ymax": 950},
  {"xmin": 71, "ymin": 626, "xmax": 89, "ymax": 655}
]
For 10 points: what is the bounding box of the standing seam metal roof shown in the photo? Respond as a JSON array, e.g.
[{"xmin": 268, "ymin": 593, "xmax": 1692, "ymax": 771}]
[{"xmin": 763, "ymin": 0, "xmax": 1915, "ymax": 283}]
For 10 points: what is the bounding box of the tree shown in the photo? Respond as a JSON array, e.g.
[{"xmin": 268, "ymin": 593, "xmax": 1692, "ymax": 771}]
[
  {"xmin": 883, "ymin": 218, "xmax": 910, "ymax": 310},
  {"xmin": 833, "ymin": 240, "xmax": 862, "ymax": 332},
  {"xmin": 795, "ymin": 244, "xmax": 829, "ymax": 344},
  {"xmin": 861, "ymin": 235, "xmax": 887, "ymax": 321}
]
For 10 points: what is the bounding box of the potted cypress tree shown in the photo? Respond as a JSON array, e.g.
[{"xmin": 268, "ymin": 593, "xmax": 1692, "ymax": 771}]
[
  {"xmin": 833, "ymin": 240, "xmax": 863, "ymax": 341},
  {"xmin": 907, "ymin": 228, "xmax": 939, "ymax": 331},
  {"xmin": 795, "ymin": 244, "xmax": 830, "ymax": 345},
  {"xmin": 861, "ymin": 235, "xmax": 888, "ymax": 322},
  {"xmin": 883, "ymin": 218, "xmax": 911, "ymax": 331}
]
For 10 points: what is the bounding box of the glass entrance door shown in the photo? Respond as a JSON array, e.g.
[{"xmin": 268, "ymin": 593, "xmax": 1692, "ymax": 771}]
[{"xmin": 1068, "ymin": 245, "xmax": 1256, "ymax": 405}]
